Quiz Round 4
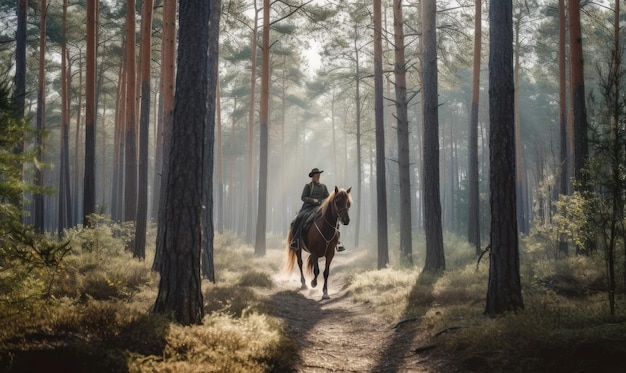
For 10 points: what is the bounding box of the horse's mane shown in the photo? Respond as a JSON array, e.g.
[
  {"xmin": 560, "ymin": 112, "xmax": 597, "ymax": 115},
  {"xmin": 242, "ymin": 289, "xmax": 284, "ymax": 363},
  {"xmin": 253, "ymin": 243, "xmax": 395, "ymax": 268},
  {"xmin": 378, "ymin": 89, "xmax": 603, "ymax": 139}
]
[{"xmin": 319, "ymin": 187, "xmax": 352, "ymax": 217}]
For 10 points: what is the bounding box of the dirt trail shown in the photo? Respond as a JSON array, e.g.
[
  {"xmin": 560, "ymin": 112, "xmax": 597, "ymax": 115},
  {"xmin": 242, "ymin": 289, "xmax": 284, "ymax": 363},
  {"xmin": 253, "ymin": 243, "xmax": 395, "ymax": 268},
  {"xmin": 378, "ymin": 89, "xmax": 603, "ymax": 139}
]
[{"xmin": 267, "ymin": 250, "xmax": 443, "ymax": 373}]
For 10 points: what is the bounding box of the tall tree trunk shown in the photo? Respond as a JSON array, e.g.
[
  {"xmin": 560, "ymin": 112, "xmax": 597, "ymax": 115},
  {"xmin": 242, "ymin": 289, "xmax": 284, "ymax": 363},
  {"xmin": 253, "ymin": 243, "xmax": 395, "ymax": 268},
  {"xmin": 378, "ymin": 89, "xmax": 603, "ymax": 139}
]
[
  {"xmin": 468, "ymin": 0, "xmax": 482, "ymax": 255},
  {"xmin": 73, "ymin": 51, "xmax": 83, "ymax": 224},
  {"xmin": 154, "ymin": 0, "xmax": 176, "ymax": 272},
  {"xmin": 124, "ymin": 0, "xmax": 138, "ymax": 234},
  {"xmin": 83, "ymin": 0, "xmax": 97, "ymax": 225},
  {"xmin": 153, "ymin": 0, "xmax": 210, "ymax": 326},
  {"xmin": 134, "ymin": 0, "xmax": 153, "ymax": 260},
  {"xmin": 59, "ymin": 0, "xmax": 72, "ymax": 235},
  {"xmin": 202, "ymin": 0, "xmax": 221, "ymax": 281},
  {"xmin": 34, "ymin": 0, "xmax": 47, "ymax": 233},
  {"xmin": 393, "ymin": 0, "xmax": 413, "ymax": 265},
  {"xmin": 354, "ymin": 25, "xmax": 362, "ymax": 249},
  {"xmin": 568, "ymin": 0, "xmax": 588, "ymax": 189},
  {"xmin": 421, "ymin": 0, "xmax": 445, "ymax": 272},
  {"xmin": 374, "ymin": 0, "xmax": 389, "ymax": 269},
  {"xmin": 557, "ymin": 0, "xmax": 568, "ymax": 255},
  {"xmin": 12, "ymin": 0, "xmax": 27, "ymax": 209},
  {"xmin": 254, "ymin": 0, "xmax": 270, "ymax": 257},
  {"xmin": 513, "ymin": 16, "xmax": 527, "ymax": 235},
  {"xmin": 247, "ymin": 3, "xmax": 260, "ymax": 244},
  {"xmin": 568, "ymin": 0, "xmax": 590, "ymax": 254},
  {"xmin": 485, "ymin": 0, "xmax": 524, "ymax": 316}
]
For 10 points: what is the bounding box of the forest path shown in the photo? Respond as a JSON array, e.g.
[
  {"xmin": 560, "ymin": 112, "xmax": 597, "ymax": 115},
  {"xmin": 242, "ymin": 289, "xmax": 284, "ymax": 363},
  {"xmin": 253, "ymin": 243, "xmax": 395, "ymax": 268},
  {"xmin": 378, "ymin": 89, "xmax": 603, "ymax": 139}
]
[{"xmin": 263, "ymin": 248, "xmax": 442, "ymax": 373}]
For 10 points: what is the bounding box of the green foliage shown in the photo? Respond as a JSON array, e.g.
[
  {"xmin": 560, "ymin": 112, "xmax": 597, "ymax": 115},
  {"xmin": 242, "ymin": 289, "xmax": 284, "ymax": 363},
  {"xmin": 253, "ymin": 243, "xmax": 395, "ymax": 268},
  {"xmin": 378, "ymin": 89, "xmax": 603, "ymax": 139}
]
[{"xmin": 525, "ymin": 192, "xmax": 592, "ymax": 259}]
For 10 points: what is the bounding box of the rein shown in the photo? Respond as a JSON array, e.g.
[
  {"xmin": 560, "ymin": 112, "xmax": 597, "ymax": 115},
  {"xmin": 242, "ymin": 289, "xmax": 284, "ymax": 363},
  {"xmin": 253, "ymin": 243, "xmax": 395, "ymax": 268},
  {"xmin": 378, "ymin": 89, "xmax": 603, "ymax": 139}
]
[{"xmin": 313, "ymin": 196, "xmax": 342, "ymax": 256}]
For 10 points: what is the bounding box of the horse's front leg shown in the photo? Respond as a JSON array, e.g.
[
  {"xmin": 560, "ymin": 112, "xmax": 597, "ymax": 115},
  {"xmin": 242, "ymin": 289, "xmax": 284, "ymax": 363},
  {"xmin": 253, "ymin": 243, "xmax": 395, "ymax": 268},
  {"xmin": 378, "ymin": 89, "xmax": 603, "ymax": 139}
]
[
  {"xmin": 322, "ymin": 258, "xmax": 332, "ymax": 299},
  {"xmin": 311, "ymin": 259, "xmax": 320, "ymax": 288},
  {"xmin": 296, "ymin": 250, "xmax": 306, "ymax": 290}
]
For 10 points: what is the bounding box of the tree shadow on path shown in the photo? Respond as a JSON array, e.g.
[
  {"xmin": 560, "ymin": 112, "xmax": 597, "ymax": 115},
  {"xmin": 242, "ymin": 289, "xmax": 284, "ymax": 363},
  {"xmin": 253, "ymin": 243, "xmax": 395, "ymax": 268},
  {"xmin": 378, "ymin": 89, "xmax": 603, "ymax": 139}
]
[{"xmin": 370, "ymin": 272, "xmax": 440, "ymax": 373}]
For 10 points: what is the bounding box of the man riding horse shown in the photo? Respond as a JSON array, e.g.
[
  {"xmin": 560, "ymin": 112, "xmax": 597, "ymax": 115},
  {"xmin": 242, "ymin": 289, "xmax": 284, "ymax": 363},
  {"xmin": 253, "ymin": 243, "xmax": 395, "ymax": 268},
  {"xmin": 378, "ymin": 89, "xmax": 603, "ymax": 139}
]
[{"xmin": 289, "ymin": 168, "xmax": 345, "ymax": 252}]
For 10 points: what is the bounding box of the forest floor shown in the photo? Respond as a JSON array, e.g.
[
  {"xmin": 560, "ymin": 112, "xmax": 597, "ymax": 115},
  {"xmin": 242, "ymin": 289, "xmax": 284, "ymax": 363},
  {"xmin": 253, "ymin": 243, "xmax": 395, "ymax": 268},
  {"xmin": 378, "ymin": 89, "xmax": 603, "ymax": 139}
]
[{"xmin": 263, "ymin": 250, "xmax": 454, "ymax": 373}]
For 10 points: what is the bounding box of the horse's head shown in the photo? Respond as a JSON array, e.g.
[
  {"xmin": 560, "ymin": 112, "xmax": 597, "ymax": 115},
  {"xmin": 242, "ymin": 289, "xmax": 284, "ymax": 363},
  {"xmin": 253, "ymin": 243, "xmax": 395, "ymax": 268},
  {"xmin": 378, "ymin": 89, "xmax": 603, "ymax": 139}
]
[{"xmin": 332, "ymin": 186, "xmax": 352, "ymax": 225}]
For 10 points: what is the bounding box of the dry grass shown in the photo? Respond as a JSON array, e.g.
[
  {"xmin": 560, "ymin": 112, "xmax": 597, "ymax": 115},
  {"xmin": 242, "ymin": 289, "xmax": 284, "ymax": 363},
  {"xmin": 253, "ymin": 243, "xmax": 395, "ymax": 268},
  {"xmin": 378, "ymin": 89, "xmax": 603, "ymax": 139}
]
[{"xmin": 2, "ymin": 224, "xmax": 626, "ymax": 372}]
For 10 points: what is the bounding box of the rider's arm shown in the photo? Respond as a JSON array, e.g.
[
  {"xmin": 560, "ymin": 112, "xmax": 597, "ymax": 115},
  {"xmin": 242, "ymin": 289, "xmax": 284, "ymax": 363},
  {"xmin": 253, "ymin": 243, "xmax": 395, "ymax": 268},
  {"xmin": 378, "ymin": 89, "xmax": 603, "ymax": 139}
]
[{"xmin": 301, "ymin": 183, "xmax": 314, "ymax": 204}]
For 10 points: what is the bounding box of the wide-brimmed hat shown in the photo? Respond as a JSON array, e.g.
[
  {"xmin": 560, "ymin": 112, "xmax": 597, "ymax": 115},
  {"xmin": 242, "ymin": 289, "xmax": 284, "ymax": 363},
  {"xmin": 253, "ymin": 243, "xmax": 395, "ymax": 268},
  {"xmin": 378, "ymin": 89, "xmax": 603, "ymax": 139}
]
[{"xmin": 308, "ymin": 168, "xmax": 324, "ymax": 177}]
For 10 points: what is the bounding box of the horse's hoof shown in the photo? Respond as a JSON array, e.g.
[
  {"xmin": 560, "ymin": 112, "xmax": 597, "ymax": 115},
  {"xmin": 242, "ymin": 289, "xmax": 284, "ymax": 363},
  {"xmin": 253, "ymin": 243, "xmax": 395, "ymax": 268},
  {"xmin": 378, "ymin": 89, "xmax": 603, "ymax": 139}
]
[
  {"xmin": 300, "ymin": 284, "xmax": 307, "ymax": 290},
  {"xmin": 322, "ymin": 293, "xmax": 330, "ymax": 300},
  {"xmin": 311, "ymin": 279, "xmax": 317, "ymax": 288}
]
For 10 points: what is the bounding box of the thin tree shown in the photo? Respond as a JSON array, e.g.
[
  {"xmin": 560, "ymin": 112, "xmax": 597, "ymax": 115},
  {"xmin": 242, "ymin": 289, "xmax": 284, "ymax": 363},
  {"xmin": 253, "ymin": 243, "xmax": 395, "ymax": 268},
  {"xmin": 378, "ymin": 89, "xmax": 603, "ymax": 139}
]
[
  {"xmin": 393, "ymin": 0, "xmax": 412, "ymax": 266},
  {"xmin": 374, "ymin": 0, "xmax": 389, "ymax": 269},
  {"xmin": 14, "ymin": 0, "xmax": 27, "ymax": 126},
  {"xmin": 59, "ymin": 0, "xmax": 73, "ymax": 235},
  {"xmin": 124, "ymin": 0, "xmax": 138, "ymax": 235},
  {"xmin": 557, "ymin": 0, "xmax": 568, "ymax": 255},
  {"xmin": 153, "ymin": 0, "xmax": 211, "ymax": 326},
  {"xmin": 34, "ymin": 0, "xmax": 47, "ymax": 233},
  {"xmin": 12, "ymin": 0, "xmax": 27, "ymax": 210},
  {"xmin": 468, "ymin": 0, "xmax": 482, "ymax": 255},
  {"xmin": 254, "ymin": 0, "xmax": 270, "ymax": 256},
  {"xmin": 485, "ymin": 0, "xmax": 524, "ymax": 316},
  {"xmin": 83, "ymin": 0, "xmax": 97, "ymax": 225},
  {"xmin": 134, "ymin": 0, "xmax": 153, "ymax": 260},
  {"xmin": 421, "ymin": 0, "xmax": 445, "ymax": 272},
  {"xmin": 247, "ymin": 1, "xmax": 261, "ymax": 244}
]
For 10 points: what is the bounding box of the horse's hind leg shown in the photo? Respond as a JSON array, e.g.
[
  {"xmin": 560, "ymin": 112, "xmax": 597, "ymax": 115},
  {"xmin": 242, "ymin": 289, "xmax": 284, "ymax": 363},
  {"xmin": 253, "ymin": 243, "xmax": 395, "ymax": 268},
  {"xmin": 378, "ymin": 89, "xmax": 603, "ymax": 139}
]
[
  {"xmin": 311, "ymin": 260, "xmax": 320, "ymax": 288},
  {"xmin": 296, "ymin": 250, "xmax": 306, "ymax": 290}
]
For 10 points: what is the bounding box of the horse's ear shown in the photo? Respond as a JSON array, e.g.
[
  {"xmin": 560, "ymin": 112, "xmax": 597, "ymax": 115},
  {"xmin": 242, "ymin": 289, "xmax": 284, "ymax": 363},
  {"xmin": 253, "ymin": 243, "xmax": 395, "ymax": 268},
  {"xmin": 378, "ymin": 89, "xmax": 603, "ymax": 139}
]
[
  {"xmin": 335, "ymin": 186, "xmax": 339, "ymax": 194},
  {"xmin": 346, "ymin": 187, "xmax": 352, "ymax": 194}
]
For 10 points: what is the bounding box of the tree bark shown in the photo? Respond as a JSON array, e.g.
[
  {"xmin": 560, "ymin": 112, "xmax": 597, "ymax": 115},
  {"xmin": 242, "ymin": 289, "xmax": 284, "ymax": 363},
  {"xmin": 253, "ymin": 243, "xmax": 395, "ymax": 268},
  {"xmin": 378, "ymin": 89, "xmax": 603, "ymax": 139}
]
[
  {"xmin": 568, "ymin": 0, "xmax": 588, "ymax": 189},
  {"xmin": 485, "ymin": 0, "xmax": 524, "ymax": 316},
  {"xmin": 421, "ymin": 0, "xmax": 445, "ymax": 272},
  {"xmin": 83, "ymin": 0, "xmax": 97, "ymax": 225},
  {"xmin": 254, "ymin": 0, "xmax": 270, "ymax": 257},
  {"xmin": 124, "ymin": 0, "xmax": 137, "ymax": 232},
  {"xmin": 134, "ymin": 0, "xmax": 153, "ymax": 260},
  {"xmin": 393, "ymin": 0, "xmax": 412, "ymax": 265},
  {"xmin": 557, "ymin": 0, "xmax": 568, "ymax": 255},
  {"xmin": 34, "ymin": 0, "xmax": 47, "ymax": 233},
  {"xmin": 202, "ymin": 0, "xmax": 221, "ymax": 281},
  {"xmin": 153, "ymin": 0, "xmax": 210, "ymax": 326},
  {"xmin": 374, "ymin": 0, "xmax": 389, "ymax": 269},
  {"xmin": 154, "ymin": 0, "xmax": 177, "ymax": 272}
]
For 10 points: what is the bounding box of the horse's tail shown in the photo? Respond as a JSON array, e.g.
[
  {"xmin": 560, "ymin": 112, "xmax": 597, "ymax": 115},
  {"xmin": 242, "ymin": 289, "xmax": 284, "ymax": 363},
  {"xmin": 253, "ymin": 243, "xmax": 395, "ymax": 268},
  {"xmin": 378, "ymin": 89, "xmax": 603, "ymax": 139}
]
[
  {"xmin": 306, "ymin": 254, "xmax": 315, "ymax": 276},
  {"xmin": 285, "ymin": 229, "xmax": 297, "ymax": 273}
]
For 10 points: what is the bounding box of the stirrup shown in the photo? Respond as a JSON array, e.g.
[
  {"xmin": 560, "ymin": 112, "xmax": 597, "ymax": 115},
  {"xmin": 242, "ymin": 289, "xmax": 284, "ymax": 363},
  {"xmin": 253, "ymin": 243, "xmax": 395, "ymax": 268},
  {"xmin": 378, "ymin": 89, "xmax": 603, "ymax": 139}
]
[{"xmin": 336, "ymin": 242, "xmax": 345, "ymax": 252}]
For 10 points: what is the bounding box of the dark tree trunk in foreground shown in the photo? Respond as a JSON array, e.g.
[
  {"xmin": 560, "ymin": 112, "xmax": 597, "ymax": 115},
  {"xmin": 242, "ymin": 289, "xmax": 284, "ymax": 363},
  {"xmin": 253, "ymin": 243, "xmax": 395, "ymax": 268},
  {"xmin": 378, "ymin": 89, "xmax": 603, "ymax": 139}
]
[
  {"xmin": 421, "ymin": 0, "xmax": 445, "ymax": 272},
  {"xmin": 153, "ymin": 0, "xmax": 210, "ymax": 325},
  {"xmin": 485, "ymin": 0, "xmax": 524, "ymax": 316}
]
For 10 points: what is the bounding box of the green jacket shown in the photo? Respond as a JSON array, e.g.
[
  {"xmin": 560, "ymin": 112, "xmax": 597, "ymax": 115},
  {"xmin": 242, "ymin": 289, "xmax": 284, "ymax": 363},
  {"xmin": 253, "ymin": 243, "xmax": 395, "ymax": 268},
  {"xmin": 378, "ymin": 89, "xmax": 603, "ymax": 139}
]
[{"xmin": 300, "ymin": 181, "xmax": 329, "ymax": 210}]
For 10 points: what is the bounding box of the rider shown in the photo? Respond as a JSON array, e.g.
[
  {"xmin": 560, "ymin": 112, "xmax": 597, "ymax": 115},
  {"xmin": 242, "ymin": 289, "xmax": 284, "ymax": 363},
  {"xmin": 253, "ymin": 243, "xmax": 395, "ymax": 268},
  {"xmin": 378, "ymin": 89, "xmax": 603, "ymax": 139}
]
[{"xmin": 289, "ymin": 168, "xmax": 345, "ymax": 252}]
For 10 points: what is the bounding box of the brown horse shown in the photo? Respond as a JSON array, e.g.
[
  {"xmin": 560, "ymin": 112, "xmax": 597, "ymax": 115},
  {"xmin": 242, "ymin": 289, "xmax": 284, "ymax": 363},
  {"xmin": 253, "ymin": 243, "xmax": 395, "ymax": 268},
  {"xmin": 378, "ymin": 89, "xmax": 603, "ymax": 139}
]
[{"xmin": 285, "ymin": 186, "xmax": 352, "ymax": 299}]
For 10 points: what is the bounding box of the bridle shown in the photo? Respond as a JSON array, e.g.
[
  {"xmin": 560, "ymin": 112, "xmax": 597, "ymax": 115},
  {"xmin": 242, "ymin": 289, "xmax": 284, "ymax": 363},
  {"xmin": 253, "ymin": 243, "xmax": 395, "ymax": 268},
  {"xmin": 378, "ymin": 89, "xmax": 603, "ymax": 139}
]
[{"xmin": 314, "ymin": 191, "xmax": 350, "ymax": 255}]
